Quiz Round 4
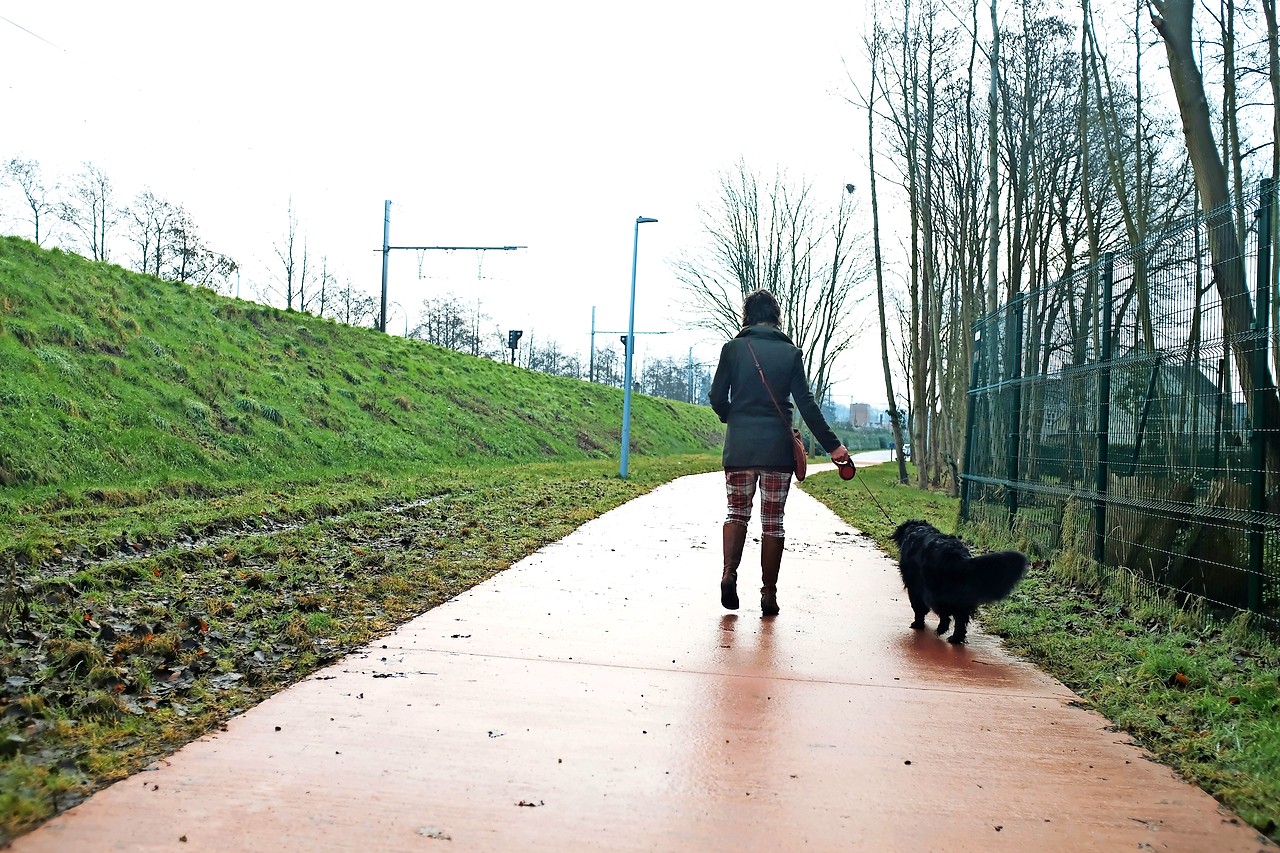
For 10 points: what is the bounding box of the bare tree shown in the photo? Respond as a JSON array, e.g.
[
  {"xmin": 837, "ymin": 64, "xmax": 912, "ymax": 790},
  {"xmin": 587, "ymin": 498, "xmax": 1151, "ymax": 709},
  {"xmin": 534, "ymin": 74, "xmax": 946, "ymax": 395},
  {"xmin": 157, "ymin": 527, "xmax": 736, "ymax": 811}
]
[
  {"xmin": 296, "ymin": 238, "xmax": 317, "ymax": 314},
  {"xmin": 856, "ymin": 3, "xmax": 910, "ymax": 483},
  {"xmin": 315, "ymin": 257, "xmax": 334, "ymax": 319},
  {"xmin": 674, "ymin": 160, "xmax": 871, "ymax": 406},
  {"xmin": 272, "ymin": 200, "xmax": 300, "ymax": 310},
  {"xmin": 167, "ymin": 207, "xmax": 236, "ymax": 290},
  {"xmin": 528, "ymin": 338, "xmax": 581, "ymax": 377},
  {"xmin": 4, "ymin": 157, "xmax": 56, "ymax": 245},
  {"xmin": 639, "ymin": 356, "xmax": 690, "ymax": 400},
  {"xmin": 328, "ymin": 277, "xmax": 378, "ymax": 327},
  {"xmin": 874, "ymin": 0, "xmax": 949, "ymax": 487},
  {"xmin": 675, "ymin": 161, "xmax": 799, "ymax": 340},
  {"xmin": 57, "ymin": 161, "xmax": 117, "ymax": 261},
  {"xmin": 591, "ymin": 345, "xmax": 623, "ymax": 387},
  {"xmin": 125, "ymin": 188, "xmax": 176, "ymax": 277},
  {"xmin": 413, "ymin": 293, "xmax": 486, "ymax": 354}
]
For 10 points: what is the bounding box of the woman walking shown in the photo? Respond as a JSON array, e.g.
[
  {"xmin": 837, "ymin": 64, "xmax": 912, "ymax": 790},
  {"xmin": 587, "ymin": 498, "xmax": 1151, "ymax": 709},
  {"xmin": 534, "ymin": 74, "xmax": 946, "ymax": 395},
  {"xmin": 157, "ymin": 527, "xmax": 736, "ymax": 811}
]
[{"xmin": 708, "ymin": 289, "xmax": 851, "ymax": 616}]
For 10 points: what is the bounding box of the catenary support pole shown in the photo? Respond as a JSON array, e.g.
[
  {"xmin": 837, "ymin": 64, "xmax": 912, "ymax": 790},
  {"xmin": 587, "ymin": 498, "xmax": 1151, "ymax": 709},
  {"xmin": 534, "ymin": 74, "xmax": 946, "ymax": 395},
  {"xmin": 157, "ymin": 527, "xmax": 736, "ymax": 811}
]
[{"xmin": 380, "ymin": 200, "xmax": 391, "ymax": 333}]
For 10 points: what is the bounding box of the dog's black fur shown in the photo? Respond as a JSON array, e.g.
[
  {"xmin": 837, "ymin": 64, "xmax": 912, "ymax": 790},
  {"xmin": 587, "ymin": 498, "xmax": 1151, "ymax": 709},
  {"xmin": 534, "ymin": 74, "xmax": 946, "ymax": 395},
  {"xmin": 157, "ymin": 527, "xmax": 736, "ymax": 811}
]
[{"xmin": 890, "ymin": 519, "xmax": 1028, "ymax": 644}]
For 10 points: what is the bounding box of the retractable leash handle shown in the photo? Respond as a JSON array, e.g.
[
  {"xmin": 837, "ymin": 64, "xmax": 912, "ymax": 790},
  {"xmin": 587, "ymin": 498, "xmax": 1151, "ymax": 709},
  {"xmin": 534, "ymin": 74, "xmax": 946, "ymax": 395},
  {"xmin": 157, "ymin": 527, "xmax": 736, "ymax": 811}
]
[{"xmin": 836, "ymin": 459, "xmax": 856, "ymax": 480}]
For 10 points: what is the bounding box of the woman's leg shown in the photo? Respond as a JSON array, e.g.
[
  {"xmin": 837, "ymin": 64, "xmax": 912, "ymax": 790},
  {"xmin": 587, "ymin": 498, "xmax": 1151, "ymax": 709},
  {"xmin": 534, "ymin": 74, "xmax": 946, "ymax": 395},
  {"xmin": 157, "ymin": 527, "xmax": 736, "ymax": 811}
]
[
  {"xmin": 724, "ymin": 470, "xmax": 758, "ymax": 529},
  {"xmin": 721, "ymin": 471, "xmax": 757, "ymax": 610},
  {"xmin": 757, "ymin": 471, "xmax": 792, "ymax": 615}
]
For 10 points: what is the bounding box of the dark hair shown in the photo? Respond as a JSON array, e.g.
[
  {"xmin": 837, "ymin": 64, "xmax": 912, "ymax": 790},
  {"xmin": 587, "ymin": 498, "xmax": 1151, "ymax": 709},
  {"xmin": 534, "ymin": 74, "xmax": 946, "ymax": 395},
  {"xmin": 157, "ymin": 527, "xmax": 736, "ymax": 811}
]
[{"xmin": 742, "ymin": 289, "xmax": 781, "ymax": 327}]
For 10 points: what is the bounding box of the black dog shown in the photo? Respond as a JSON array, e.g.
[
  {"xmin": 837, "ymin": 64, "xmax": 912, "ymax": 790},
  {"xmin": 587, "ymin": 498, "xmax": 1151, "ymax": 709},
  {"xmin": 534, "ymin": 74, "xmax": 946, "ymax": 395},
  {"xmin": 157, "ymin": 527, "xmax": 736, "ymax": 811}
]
[{"xmin": 890, "ymin": 520, "xmax": 1028, "ymax": 644}]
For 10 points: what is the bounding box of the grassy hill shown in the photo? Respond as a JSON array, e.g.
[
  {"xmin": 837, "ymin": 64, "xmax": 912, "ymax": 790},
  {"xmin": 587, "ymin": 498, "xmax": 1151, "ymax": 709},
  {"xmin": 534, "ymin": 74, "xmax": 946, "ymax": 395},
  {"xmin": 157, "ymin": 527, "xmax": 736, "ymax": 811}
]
[
  {"xmin": 0, "ymin": 236, "xmax": 721, "ymax": 488},
  {"xmin": 0, "ymin": 236, "xmax": 721, "ymax": 541}
]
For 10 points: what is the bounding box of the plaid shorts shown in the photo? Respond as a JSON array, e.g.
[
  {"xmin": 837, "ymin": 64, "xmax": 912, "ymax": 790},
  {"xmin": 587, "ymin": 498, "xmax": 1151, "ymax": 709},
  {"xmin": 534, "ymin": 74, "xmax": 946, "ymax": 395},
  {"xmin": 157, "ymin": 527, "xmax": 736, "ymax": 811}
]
[{"xmin": 724, "ymin": 469, "xmax": 792, "ymax": 538}]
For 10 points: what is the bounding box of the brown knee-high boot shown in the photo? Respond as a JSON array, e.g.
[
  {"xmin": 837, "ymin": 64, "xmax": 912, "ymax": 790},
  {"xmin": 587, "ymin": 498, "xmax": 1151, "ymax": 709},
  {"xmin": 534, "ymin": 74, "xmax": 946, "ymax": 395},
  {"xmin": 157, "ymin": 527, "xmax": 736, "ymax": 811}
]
[
  {"xmin": 760, "ymin": 535, "xmax": 784, "ymax": 616},
  {"xmin": 721, "ymin": 523, "xmax": 747, "ymax": 610}
]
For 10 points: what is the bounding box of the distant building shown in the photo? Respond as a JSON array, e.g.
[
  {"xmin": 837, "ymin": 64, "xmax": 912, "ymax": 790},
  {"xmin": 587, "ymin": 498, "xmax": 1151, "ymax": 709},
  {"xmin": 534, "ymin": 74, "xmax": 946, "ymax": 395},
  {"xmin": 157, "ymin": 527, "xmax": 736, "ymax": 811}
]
[{"xmin": 851, "ymin": 403, "xmax": 870, "ymax": 427}]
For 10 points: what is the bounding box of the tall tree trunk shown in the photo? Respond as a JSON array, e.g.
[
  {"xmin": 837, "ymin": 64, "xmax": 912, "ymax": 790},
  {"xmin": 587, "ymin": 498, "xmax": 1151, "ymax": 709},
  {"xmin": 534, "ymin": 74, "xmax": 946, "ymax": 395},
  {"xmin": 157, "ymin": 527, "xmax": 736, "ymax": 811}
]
[
  {"xmin": 987, "ymin": 0, "xmax": 1001, "ymax": 316},
  {"xmin": 865, "ymin": 17, "xmax": 910, "ymax": 483},
  {"xmin": 916, "ymin": 11, "xmax": 938, "ymax": 489}
]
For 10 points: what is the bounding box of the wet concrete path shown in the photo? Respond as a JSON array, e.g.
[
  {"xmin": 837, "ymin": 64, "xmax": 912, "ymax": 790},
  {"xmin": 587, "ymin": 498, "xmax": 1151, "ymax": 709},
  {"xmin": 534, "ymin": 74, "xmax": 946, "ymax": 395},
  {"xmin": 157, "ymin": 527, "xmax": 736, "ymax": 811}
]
[{"xmin": 15, "ymin": 469, "xmax": 1271, "ymax": 851}]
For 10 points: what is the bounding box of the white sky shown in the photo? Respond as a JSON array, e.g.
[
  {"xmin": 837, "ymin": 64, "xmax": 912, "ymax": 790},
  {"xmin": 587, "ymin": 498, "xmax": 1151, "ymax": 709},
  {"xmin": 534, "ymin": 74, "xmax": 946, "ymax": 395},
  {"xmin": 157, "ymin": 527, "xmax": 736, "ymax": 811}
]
[{"xmin": 1, "ymin": 2, "xmax": 895, "ymax": 408}]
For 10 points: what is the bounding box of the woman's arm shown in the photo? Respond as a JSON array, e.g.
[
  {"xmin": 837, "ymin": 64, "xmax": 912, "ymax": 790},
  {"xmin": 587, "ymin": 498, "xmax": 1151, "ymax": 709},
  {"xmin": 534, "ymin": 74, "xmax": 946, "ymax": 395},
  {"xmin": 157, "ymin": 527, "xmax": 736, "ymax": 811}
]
[
  {"xmin": 708, "ymin": 341, "xmax": 734, "ymax": 423},
  {"xmin": 788, "ymin": 351, "xmax": 848, "ymax": 462}
]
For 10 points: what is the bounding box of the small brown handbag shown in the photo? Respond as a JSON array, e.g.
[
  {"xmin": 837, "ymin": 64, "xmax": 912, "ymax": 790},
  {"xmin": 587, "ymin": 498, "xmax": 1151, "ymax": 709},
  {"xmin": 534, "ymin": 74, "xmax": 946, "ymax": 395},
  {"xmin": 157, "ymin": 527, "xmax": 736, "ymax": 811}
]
[{"xmin": 745, "ymin": 341, "xmax": 808, "ymax": 481}]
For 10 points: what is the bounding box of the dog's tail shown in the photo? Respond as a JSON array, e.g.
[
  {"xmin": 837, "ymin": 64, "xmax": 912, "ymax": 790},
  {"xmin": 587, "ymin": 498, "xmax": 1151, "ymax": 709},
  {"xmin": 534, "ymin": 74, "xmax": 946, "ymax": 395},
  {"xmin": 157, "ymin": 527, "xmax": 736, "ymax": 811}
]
[{"xmin": 968, "ymin": 551, "xmax": 1029, "ymax": 603}]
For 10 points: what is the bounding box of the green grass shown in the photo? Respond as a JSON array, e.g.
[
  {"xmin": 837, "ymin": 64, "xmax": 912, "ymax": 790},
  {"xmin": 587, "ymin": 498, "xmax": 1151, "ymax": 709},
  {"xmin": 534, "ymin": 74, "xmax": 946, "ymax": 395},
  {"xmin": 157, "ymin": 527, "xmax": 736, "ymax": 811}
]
[
  {"xmin": 0, "ymin": 455, "xmax": 719, "ymax": 843},
  {"xmin": 801, "ymin": 462, "xmax": 1280, "ymax": 843},
  {"xmin": 0, "ymin": 236, "xmax": 723, "ymax": 562}
]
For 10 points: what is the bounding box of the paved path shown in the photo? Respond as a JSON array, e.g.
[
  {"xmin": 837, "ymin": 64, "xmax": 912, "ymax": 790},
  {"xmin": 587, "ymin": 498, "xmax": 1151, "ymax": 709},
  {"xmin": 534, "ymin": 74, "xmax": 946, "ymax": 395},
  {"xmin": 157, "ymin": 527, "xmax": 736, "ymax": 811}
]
[{"xmin": 15, "ymin": 470, "xmax": 1271, "ymax": 852}]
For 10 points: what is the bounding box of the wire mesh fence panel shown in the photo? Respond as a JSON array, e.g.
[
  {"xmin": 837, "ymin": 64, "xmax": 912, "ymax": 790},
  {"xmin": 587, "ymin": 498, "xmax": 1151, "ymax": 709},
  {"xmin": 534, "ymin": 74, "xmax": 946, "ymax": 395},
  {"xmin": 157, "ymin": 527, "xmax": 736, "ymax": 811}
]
[{"xmin": 962, "ymin": 181, "xmax": 1280, "ymax": 626}]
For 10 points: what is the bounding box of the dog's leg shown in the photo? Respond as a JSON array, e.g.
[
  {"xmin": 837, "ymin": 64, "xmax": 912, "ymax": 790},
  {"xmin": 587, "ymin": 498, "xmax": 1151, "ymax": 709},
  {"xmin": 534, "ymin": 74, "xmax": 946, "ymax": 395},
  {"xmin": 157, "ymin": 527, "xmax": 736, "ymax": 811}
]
[
  {"xmin": 906, "ymin": 585, "xmax": 928, "ymax": 629},
  {"xmin": 935, "ymin": 612, "xmax": 951, "ymax": 636},
  {"xmin": 948, "ymin": 610, "xmax": 971, "ymax": 644}
]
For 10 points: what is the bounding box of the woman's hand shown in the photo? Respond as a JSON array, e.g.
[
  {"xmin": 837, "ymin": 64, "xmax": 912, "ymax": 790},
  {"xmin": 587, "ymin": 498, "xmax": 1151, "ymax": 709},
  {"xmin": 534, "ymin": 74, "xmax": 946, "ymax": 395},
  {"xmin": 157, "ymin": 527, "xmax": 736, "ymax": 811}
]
[{"xmin": 830, "ymin": 444, "xmax": 851, "ymax": 464}]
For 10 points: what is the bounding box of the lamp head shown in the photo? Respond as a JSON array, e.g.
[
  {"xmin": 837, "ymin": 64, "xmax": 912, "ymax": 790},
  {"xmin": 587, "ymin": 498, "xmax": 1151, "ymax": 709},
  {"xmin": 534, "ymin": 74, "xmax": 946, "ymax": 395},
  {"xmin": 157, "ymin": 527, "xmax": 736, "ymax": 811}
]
[{"xmin": 636, "ymin": 216, "xmax": 658, "ymax": 224}]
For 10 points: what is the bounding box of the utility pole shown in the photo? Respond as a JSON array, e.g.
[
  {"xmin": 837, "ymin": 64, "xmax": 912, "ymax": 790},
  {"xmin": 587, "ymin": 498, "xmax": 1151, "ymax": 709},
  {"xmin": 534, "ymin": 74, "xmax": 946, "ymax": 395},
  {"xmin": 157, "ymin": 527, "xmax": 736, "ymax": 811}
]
[
  {"xmin": 687, "ymin": 348, "xmax": 694, "ymax": 404},
  {"xmin": 377, "ymin": 200, "xmax": 526, "ymax": 334},
  {"xmin": 380, "ymin": 201, "xmax": 391, "ymax": 332}
]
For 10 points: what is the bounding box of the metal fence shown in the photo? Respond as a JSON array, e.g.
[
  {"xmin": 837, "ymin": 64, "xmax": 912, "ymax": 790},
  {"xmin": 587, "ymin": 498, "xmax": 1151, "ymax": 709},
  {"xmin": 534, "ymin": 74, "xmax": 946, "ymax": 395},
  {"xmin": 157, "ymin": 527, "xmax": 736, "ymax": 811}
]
[{"xmin": 961, "ymin": 180, "xmax": 1280, "ymax": 626}]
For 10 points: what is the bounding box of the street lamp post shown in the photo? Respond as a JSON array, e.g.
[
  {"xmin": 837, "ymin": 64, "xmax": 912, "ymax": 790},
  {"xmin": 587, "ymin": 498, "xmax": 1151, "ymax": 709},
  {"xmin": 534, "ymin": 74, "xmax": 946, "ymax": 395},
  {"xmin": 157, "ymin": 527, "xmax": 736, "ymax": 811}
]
[{"xmin": 620, "ymin": 216, "xmax": 657, "ymax": 479}]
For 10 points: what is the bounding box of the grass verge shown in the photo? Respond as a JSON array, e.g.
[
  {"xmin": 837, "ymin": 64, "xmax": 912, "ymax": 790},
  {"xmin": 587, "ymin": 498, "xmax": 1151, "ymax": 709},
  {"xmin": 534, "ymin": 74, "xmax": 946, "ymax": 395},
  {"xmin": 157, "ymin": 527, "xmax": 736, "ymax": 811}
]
[{"xmin": 801, "ymin": 462, "xmax": 1280, "ymax": 843}]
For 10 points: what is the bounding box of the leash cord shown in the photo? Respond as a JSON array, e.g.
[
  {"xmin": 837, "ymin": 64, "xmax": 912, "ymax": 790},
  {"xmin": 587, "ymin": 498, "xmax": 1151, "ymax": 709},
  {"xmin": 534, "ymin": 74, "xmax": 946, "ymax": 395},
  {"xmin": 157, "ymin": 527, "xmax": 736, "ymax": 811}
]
[{"xmin": 858, "ymin": 475, "xmax": 895, "ymax": 525}]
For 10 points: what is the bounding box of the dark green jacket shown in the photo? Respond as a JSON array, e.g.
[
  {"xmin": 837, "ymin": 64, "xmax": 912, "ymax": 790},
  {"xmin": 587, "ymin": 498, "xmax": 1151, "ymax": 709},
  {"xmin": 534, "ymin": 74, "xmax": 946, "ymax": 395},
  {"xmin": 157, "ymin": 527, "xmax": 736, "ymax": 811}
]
[{"xmin": 707, "ymin": 324, "xmax": 842, "ymax": 471}]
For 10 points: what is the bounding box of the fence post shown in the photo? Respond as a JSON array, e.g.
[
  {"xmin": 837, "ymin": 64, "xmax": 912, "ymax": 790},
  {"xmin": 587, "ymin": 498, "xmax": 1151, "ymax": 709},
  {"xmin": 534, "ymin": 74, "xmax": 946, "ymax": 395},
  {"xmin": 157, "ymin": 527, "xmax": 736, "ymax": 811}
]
[
  {"xmin": 1005, "ymin": 294, "xmax": 1025, "ymax": 524},
  {"xmin": 1249, "ymin": 179, "xmax": 1273, "ymax": 613},
  {"xmin": 1094, "ymin": 254, "xmax": 1114, "ymax": 574},
  {"xmin": 961, "ymin": 329, "xmax": 982, "ymax": 522}
]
